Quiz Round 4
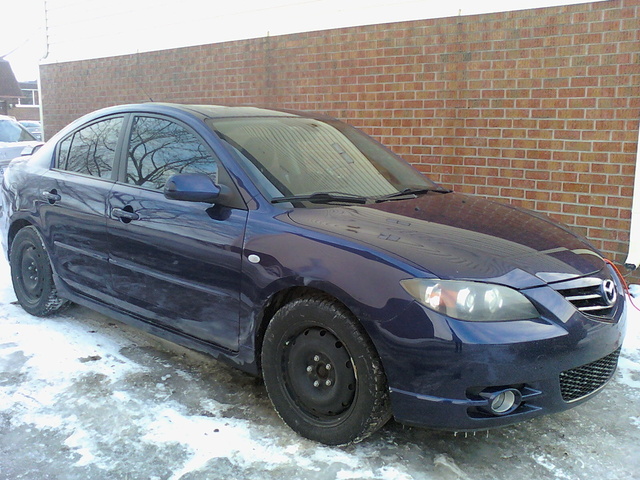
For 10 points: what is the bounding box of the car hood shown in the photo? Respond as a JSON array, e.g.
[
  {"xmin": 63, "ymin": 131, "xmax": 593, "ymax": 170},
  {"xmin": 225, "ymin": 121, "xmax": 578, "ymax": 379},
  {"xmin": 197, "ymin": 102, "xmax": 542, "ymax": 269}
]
[
  {"xmin": 285, "ymin": 192, "xmax": 604, "ymax": 288},
  {"xmin": 0, "ymin": 141, "xmax": 40, "ymax": 161}
]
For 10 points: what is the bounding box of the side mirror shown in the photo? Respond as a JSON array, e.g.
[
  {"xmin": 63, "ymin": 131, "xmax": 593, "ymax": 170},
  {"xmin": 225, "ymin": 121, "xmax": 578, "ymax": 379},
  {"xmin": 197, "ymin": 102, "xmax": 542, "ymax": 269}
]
[
  {"xmin": 164, "ymin": 173, "xmax": 222, "ymax": 203},
  {"xmin": 21, "ymin": 143, "xmax": 44, "ymax": 156}
]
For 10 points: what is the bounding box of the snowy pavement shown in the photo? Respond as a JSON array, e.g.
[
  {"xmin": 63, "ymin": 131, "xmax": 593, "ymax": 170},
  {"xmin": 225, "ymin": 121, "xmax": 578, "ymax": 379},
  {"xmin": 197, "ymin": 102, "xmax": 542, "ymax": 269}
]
[{"xmin": 1, "ymin": 255, "xmax": 639, "ymax": 480}]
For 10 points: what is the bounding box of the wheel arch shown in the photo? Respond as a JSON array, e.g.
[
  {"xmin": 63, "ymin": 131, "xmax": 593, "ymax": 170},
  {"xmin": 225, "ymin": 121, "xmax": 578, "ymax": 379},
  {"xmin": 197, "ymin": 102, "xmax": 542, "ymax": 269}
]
[
  {"xmin": 254, "ymin": 285, "xmax": 382, "ymax": 376},
  {"xmin": 7, "ymin": 219, "xmax": 34, "ymax": 257}
]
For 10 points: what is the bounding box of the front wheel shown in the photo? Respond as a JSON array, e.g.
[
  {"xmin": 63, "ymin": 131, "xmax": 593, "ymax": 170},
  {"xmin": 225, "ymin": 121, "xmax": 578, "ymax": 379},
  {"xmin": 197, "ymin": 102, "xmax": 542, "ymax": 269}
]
[
  {"xmin": 261, "ymin": 295, "xmax": 391, "ymax": 445},
  {"xmin": 10, "ymin": 226, "xmax": 68, "ymax": 316}
]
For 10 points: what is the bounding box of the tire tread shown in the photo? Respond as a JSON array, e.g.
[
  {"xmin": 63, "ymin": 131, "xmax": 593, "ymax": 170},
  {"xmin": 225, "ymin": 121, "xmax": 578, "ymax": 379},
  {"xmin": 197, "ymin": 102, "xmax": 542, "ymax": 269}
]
[
  {"xmin": 262, "ymin": 293, "xmax": 391, "ymax": 445},
  {"xmin": 10, "ymin": 226, "xmax": 69, "ymax": 317}
]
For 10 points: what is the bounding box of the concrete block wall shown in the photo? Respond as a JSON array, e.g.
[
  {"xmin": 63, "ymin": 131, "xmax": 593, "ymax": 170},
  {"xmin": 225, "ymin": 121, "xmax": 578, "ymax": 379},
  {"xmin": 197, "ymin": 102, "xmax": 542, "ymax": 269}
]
[{"xmin": 40, "ymin": 0, "xmax": 640, "ymax": 271}]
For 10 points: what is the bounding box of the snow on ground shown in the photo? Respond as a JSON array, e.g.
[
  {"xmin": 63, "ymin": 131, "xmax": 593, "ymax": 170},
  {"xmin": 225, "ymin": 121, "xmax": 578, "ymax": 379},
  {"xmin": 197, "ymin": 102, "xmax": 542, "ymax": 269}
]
[{"xmin": 1, "ymin": 254, "xmax": 639, "ymax": 480}]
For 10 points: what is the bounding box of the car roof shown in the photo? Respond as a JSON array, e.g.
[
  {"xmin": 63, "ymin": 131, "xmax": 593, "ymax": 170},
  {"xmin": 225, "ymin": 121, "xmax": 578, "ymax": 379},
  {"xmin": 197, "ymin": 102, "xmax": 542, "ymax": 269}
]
[
  {"xmin": 171, "ymin": 103, "xmax": 304, "ymax": 119},
  {"xmin": 53, "ymin": 103, "xmax": 338, "ymax": 143},
  {"xmin": 88, "ymin": 102, "xmax": 332, "ymax": 122}
]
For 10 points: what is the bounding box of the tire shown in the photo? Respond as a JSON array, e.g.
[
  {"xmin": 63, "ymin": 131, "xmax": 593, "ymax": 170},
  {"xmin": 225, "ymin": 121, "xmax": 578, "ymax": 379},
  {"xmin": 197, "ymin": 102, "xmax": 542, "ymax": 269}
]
[
  {"xmin": 261, "ymin": 294, "xmax": 391, "ymax": 445},
  {"xmin": 10, "ymin": 226, "xmax": 68, "ymax": 316}
]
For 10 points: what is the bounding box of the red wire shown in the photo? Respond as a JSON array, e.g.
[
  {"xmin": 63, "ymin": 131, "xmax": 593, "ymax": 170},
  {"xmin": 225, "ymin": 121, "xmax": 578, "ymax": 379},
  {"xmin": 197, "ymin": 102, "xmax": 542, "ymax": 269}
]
[{"xmin": 605, "ymin": 258, "xmax": 640, "ymax": 312}]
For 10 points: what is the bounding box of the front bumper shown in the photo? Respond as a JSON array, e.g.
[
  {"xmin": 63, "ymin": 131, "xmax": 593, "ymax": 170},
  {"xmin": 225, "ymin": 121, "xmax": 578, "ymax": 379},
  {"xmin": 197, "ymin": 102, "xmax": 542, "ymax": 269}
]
[
  {"xmin": 388, "ymin": 344, "xmax": 623, "ymax": 430},
  {"xmin": 372, "ymin": 283, "xmax": 627, "ymax": 431}
]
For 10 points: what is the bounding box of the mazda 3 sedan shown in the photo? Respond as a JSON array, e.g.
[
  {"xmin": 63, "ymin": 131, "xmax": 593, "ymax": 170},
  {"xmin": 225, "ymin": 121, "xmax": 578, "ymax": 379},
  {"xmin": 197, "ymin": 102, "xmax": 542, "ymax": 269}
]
[{"xmin": 0, "ymin": 103, "xmax": 627, "ymax": 445}]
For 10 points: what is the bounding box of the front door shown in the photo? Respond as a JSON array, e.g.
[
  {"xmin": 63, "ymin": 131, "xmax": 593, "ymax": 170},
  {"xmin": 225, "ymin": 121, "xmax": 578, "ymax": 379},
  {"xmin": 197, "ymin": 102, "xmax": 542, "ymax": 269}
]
[{"xmin": 106, "ymin": 115, "xmax": 247, "ymax": 351}]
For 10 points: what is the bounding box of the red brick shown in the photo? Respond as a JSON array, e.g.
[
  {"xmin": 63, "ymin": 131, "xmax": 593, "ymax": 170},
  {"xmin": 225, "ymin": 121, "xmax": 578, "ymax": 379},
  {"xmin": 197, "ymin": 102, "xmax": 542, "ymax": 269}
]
[{"xmin": 40, "ymin": 1, "xmax": 639, "ymax": 280}]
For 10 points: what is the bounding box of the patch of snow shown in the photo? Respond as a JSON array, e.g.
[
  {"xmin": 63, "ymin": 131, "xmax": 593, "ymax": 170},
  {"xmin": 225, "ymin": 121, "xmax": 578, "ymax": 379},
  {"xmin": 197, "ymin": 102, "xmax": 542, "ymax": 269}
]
[
  {"xmin": 1, "ymin": 252, "xmax": 640, "ymax": 479},
  {"xmin": 336, "ymin": 469, "xmax": 375, "ymax": 479},
  {"xmin": 533, "ymin": 453, "xmax": 573, "ymax": 480},
  {"xmin": 434, "ymin": 453, "xmax": 471, "ymax": 480},
  {"xmin": 618, "ymin": 293, "xmax": 640, "ymax": 390},
  {"xmin": 140, "ymin": 405, "xmax": 294, "ymax": 479},
  {"xmin": 64, "ymin": 428, "xmax": 97, "ymax": 466},
  {"xmin": 0, "ymin": 249, "xmax": 420, "ymax": 478}
]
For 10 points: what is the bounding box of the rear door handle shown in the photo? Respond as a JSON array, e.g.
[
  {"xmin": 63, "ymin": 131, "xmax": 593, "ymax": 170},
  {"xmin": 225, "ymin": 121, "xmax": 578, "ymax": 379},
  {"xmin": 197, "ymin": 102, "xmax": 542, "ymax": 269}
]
[
  {"xmin": 112, "ymin": 207, "xmax": 140, "ymax": 222},
  {"xmin": 42, "ymin": 190, "xmax": 61, "ymax": 204}
]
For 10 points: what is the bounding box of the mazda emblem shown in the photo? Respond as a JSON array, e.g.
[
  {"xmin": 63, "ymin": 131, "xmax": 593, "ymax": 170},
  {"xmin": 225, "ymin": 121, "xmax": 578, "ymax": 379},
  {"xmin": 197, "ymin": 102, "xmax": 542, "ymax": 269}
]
[{"xmin": 601, "ymin": 279, "xmax": 617, "ymax": 306}]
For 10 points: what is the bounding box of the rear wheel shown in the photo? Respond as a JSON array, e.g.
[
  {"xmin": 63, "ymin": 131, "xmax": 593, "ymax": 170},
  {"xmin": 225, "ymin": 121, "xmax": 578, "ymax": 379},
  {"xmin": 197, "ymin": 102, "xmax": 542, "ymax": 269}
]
[
  {"xmin": 10, "ymin": 226, "xmax": 68, "ymax": 316},
  {"xmin": 261, "ymin": 295, "xmax": 391, "ymax": 445}
]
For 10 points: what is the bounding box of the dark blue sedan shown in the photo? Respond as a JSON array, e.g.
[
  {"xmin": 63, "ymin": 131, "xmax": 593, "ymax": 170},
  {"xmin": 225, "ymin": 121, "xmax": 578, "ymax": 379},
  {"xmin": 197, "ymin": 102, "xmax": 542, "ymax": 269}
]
[{"xmin": 0, "ymin": 103, "xmax": 627, "ymax": 445}]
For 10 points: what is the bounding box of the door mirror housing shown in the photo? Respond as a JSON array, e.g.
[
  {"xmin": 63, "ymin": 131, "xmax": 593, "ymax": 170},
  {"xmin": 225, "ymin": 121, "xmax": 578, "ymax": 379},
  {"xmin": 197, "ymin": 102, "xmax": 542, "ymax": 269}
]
[
  {"xmin": 21, "ymin": 143, "xmax": 44, "ymax": 156},
  {"xmin": 164, "ymin": 173, "xmax": 224, "ymax": 203}
]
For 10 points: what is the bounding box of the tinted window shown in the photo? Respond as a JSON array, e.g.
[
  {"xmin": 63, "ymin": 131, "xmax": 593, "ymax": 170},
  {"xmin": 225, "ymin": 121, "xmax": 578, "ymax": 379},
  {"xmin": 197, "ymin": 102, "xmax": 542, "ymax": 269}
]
[
  {"xmin": 126, "ymin": 116, "xmax": 218, "ymax": 190},
  {"xmin": 57, "ymin": 117, "xmax": 123, "ymax": 178},
  {"xmin": 57, "ymin": 136, "xmax": 72, "ymax": 167}
]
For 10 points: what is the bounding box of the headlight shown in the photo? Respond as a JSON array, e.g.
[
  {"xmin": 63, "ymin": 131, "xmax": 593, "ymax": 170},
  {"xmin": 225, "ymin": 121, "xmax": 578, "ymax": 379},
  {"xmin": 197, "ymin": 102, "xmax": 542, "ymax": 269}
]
[{"xmin": 400, "ymin": 278, "xmax": 539, "ymax": 321}]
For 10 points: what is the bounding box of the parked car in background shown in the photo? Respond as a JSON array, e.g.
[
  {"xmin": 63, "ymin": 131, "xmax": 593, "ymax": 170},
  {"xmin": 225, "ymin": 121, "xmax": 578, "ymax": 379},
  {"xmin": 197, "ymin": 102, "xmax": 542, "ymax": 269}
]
[
  {"xmin": 0, "ymin": 103, "xmax": 627, "ymax": 445},
  {"xmin": 19, "ymin": 120, "xmax": 43, "ymax": 141},
  {"xmin": 0, "ymin": 115, "xmax": 42, "ymax": 172}
]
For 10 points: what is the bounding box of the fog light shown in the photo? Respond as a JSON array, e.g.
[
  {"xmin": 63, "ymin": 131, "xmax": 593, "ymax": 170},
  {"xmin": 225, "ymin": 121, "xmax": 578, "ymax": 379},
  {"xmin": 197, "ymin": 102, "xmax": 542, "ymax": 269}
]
[{"xmin": 480, "ymin": 388, "xmax": 522, "ymax": 416}]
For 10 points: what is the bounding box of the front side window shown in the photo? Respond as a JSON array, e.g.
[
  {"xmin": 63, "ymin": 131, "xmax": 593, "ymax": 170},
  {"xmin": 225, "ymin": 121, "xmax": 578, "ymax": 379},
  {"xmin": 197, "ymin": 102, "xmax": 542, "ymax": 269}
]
[
  {"xmin": 57, "ymin": 116, "xmax": 123, "ymax": 178},
  {"xmin": 126, "ymin": 116, "xmax": 218, "ymax": 190}
]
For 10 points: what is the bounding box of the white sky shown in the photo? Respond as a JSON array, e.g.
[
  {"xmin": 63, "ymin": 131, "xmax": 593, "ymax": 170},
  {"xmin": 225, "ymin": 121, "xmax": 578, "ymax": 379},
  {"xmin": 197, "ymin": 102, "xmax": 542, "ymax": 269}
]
[{"xmin": 1, "ymin": 0, "xmax": 602, "ymax": 82}]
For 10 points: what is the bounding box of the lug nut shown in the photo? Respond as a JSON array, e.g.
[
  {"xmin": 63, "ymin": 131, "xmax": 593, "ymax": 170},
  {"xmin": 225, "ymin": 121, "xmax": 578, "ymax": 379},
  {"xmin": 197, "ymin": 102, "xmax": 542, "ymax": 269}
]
[
  {"xmin": 313, "ymin": 355, "xmax": 320, "ymax": 362},
  {"xmin": 306, "ymin": 366, "xmax": 313, "ymax": 373},
  {"xmin": 325, "ymin": 379, "xmax": 332, "ymax": 386},
  {"xmin": 313, "ymin": 380, "xmax": 320, "ymax": 387}
]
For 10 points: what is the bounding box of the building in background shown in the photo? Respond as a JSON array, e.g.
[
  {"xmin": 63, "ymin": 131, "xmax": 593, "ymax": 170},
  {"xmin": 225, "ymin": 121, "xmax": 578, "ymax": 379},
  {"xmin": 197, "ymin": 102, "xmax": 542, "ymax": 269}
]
[
  {"xmin": 0, "ymin": 59, "xmax": 40, "ymax": 121},
  {"xmin": 11, "ymin": 81, "xmax": 41, "ymax": 122},
  {"xmin": 0, "ymin": 58, "xmax": 22, "ymax": 116},
  {"xmin": 37, "ymin": 0, "xmax": 640, "ymax": 275}
]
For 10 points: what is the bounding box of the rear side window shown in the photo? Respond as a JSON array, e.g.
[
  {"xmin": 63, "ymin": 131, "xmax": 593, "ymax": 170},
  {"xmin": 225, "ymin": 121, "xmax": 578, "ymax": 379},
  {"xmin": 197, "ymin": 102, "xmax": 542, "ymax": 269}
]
[
  {"xmin": 126, "ymin": 116, "xmax": 219, "ymax": 190},
  {"xmin": 56, "ymin": 117, "xmax": 123, "ymax": 179}
]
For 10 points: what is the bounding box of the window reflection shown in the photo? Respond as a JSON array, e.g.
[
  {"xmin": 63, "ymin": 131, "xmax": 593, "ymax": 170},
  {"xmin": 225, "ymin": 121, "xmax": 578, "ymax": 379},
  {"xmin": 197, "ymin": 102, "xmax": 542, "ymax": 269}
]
[
  {"xmin": 127, "ymin": 117, "xmax": 218, "ymax": 190},
  {"xmin": 58, "ymin": 117, "xmax": 123, "ymax": 179}
]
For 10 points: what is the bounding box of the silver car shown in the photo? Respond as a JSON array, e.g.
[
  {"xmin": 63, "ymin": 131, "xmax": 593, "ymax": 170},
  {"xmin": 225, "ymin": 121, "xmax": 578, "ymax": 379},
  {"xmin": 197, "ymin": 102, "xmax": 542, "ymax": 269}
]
[
  {"xmin": 19, "ymin": 120, "xmax": 43, "ymax": 141},
  {"xmin": 0, "ymin": 115, "xmax": 42, "ymax": 172}
]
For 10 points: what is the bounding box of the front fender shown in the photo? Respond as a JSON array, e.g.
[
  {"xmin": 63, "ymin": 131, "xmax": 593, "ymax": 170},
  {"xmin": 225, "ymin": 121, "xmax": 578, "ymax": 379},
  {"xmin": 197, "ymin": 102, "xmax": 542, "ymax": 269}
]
[{"xmin": 237, "ymin": 212, "xmax": 419, "ymax": 363}]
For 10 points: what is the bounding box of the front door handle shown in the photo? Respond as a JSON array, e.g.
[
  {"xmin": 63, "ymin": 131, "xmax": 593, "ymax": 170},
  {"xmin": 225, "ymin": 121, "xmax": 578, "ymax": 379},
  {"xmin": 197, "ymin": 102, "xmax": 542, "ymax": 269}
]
[
  {"xmin": 41, "ymin": 190, "xmax": 61, "ymax": 204},
  {"xmin": 112, "ymin": 207, "xmax": 140, "ymax": 222}
]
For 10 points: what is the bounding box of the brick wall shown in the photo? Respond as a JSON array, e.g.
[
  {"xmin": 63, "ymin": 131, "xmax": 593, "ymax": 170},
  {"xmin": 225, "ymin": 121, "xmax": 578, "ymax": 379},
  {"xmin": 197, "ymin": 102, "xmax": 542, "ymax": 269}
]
[{"xmin": 40, "ymin": 0, "xmax": 640, "ymax": 273}]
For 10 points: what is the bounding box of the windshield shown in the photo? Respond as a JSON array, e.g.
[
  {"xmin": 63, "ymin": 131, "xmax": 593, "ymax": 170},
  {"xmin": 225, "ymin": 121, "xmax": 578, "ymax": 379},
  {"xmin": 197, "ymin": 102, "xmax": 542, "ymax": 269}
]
[
  {"xmin": 207, "ymin": 116, "xmax": 438, "ymax": 203},
  {"xmin": 0, "ymin": 119, "xmax": 35, "ymax": 143}
]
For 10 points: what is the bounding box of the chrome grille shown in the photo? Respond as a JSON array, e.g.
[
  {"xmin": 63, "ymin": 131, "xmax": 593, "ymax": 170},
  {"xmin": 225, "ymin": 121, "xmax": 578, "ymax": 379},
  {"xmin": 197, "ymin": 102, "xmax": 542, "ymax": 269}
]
[
  {"xmin": 553, "ymin": 275, "xmax": 619, "ymax": 320},
  {"xmin": 560, "ymin": 281, "xmax": 614, "ymax": 316},
  {"xmin": 559, "ymin": 348, "xmax": 621, "ymax": 402}
]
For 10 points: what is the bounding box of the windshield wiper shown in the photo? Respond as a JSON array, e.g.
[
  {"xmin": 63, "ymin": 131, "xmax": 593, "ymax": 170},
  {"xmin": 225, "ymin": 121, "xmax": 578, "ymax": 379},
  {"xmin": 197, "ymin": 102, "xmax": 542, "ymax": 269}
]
[
  {"xmin": 375, "ymin": 186, "xmax": 452, "ymax": 202},
  {"xmin": 271, "ymin": 192, "xmax": 369, "ymax": 205}
]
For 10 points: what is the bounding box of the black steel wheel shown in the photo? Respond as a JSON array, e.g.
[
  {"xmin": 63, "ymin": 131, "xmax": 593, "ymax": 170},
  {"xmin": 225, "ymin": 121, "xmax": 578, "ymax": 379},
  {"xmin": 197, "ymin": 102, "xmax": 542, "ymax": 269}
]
[
  {"xmin": 10, "ymin": 226, "xmax": 68, "ymax": 316},
  {"xmin": 261, "ymin": 294, "xmax": 391, "ymax": 445}
]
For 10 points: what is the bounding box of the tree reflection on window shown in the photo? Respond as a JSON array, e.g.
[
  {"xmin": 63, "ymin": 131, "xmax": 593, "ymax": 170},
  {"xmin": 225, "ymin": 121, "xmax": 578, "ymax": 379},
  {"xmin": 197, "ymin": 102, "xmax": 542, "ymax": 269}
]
[
  {"xmin": 61, "ymin": 117, "xmax": 122, "ymax": 178},
  {"xmin": 127, "ymin": 117, "xmax": 218, "ymax": 190}
]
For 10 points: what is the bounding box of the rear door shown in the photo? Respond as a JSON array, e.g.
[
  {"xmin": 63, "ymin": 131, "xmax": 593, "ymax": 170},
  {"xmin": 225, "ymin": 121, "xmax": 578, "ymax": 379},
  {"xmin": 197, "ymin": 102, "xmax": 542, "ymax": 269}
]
[
  {"xmin": 37, "ymin": 115, "xmax": 124, "ymax": 298},
  {"xmin": 106, "ymin": 114, "xmax": 248, "ymax": 351}
]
